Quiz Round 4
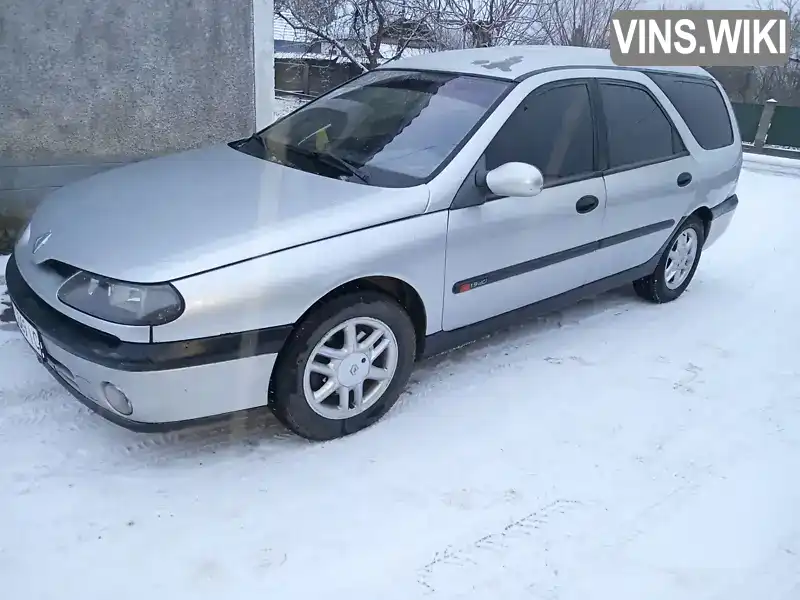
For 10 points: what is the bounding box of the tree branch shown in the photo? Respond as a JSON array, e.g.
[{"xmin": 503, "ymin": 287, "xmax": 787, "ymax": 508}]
[{"xmin": 278, "ymin": 7, "xmax": 370, "ymax": 72}]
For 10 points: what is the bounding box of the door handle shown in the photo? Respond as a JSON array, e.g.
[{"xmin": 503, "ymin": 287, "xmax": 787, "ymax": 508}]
[
  {"xmin": 677, "ymin": 172, "xmax": 693, "ymax": 187},
  {"xmin": 575, "ymin": 195, "xmax": 599, "ymax": 214}
]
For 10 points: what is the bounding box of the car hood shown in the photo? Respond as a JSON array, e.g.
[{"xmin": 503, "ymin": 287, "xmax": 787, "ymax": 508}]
[{"xmin": 20, "ymin": 144, "xmax": 430, "ymax": 283}]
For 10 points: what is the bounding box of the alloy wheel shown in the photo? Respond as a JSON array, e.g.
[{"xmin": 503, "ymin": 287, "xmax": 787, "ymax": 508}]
[
  {"xmin": 664, "ymin": 228, "xmax": 699, "ymax": 290},
  {"xmin": 302, "ymin": 317, "xmax": 399, "ymax": 420}
]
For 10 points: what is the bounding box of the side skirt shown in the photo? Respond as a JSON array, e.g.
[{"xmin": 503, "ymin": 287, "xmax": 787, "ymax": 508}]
[{"xmin": 421, "ymin": 250, "xmax": 661, "ymax": 359}]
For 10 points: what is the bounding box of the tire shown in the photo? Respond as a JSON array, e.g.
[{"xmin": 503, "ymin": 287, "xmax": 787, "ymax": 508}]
[
  {"xmin": 633, "ymin": 215, "xmax": 705, "ymax": 304},
  {"xmin": 270, "ymin": 290, "xmax": 416, "ymax": 441}
]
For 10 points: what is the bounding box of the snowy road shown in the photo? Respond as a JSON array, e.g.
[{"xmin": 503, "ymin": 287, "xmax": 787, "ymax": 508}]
[{"xmin": 2, "ymin": 154, "xmax": 800, "ymax": 599}]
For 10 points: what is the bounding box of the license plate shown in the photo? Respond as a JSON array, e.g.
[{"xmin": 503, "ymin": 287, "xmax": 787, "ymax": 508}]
[{"xmin": 12, "ymin": 303, "xmax": 45, "ymax": 360}]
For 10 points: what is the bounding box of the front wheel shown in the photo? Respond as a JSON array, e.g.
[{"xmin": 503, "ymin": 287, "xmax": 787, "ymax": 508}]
[
  {"xmin": 633, "ymin": 216, "xmax": 705, "ymax": 303},
  {"xmin": 270, "ymin": 291, "xmax": 416, "ymax": 441}
]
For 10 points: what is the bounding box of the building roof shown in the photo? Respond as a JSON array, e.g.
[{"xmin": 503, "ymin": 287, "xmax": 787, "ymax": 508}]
[{"xmin": 378, "ymin": 45, "xmax": 710, "ymax": 80}]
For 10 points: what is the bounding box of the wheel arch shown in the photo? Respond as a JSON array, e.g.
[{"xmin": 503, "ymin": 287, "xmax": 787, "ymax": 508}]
[
  {"xmin": 689, "ymin": 205, "xmax": 713, "ymax": 240},
  {"xmin": 283, "ymin": 275, "xmax": 428, "ymax": 359},
  {"xmin": 267, "ymin": 275, "xmax": 428, "ymax": 407}
]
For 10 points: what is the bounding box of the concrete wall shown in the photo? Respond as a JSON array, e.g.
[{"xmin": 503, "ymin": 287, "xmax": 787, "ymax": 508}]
[{"xmin": 0, "ymin": 0, "xmax": 256, "ymax": 242}]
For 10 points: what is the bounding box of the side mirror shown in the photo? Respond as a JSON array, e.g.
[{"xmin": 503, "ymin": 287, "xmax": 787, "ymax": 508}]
[{"xmin": 483, "ymin": 162, "xmax": 544, "ymax": 198}]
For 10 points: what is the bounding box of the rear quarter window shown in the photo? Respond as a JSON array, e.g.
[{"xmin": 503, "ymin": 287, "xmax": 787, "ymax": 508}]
[{"xmin": 647, "ymin": 72, "xmax": 734, "ymax": 151}]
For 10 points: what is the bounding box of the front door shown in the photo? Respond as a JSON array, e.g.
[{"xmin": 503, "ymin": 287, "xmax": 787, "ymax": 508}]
[{"xmin": 442, "ymin": 80, "xmax": 606, "ymax": 331}]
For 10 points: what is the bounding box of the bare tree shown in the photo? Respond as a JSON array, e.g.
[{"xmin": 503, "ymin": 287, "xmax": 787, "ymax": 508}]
[
  {"xmin": 535, "ymin": 0, "xmax": 641, "ymax": 48},
  {"xmin": 277, "ymin": 0, "xmax": 443, "ymax": 72},
  {"xmin": 655, "ymin": 1, "xmax": 705, "ymax": 9},
  {"xmin": 724, "ymin": 0, "xmax": 800, "ymax": 104},
  {"xmin": 430, "ymin": 0, "xmax": 547, "ymax": 48}
]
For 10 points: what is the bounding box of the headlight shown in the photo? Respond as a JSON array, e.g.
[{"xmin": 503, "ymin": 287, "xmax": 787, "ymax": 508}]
[{"xmin": 57, "ymin": 271, "xmax": 184, "ymax": 326}]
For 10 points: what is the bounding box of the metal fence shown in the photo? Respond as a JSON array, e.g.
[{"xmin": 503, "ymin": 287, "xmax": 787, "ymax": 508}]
[
  {"xmin": 730, "ymin": 102, "xmax": 762, "ymax": 144},
  {"xmin": 764, "ymin": 105, "xmax": 800, "ymax": 149},
  {"xmin": 731, "ymin": 99, "xmax": 800, "ymax": 157},
  {"xmin": 275, "ymin": 59, "xmax": 361, "ymax": 97}
]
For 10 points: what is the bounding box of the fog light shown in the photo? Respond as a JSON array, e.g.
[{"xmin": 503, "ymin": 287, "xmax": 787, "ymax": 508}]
[{"xmin": 101, "ymin": 382, "xmax": 133, "ymax": 416}]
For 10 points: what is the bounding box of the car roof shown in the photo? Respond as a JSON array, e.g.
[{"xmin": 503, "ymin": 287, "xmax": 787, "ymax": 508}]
[{"xmin": 377, "ymin": 45, "xmax": 711, "ymax": 82}]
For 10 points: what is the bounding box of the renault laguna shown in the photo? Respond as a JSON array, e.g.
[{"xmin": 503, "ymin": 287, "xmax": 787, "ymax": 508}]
[{"xmin": 6, "ymin": 46, "xmax": 741, "ymax": 440}]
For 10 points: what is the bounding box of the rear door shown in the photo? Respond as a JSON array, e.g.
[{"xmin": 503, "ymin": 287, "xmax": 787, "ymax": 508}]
[
  {"xmin": 442, "ymin": 79, "xmax": 607, "ymax": 331},
  {"xmin": 590, "ymin": 77, "xmax": 698, "ymax": 281}
]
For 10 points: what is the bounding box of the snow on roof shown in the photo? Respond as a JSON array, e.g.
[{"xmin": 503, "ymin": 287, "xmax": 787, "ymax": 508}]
[
  {"xmin": 274, "ymin": 51, "xmax": 333, "ymax": 61},
  {"xmin": 379, "ymin": 45, "xmax": 710, "ymax": 81},
  {"xmin": 275, "ymin": 40, "xmax": 431, "ymax": 64},
  {"xmin": 274, "ymin": 13, "xmax": 317, "ymax": 43},
  {"xmin": 275, "ymin": 48, "xmax": 429, "ymax": 64}
]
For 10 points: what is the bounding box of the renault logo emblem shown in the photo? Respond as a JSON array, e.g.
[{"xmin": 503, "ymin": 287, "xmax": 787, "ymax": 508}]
[{"xmin": 32, "ymin": 231, "xmax": 52, "ymax": 254}]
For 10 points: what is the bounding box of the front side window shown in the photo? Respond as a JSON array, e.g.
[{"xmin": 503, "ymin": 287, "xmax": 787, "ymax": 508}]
[
  {"xmin": 600, "ymin": 82, "xmax": 682, "ymax": 170},
  {"xmin": 485, "ymin": 82, "xmax": 595, "ymax": 185},
  {"xmin": 237, "ymin": 69, "xmax": 510, "ymax": 188}
]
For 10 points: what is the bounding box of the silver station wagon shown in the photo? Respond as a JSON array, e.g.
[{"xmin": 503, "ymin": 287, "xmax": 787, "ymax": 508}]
[{"xmin": 7, "ymin": 46, "xmax": 741, "ymax": 441}]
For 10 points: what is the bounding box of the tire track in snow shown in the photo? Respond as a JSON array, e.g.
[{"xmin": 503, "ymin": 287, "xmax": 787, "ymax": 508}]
[
  {"xmin": 0, "ymin": 385, "xmax": 90, "ymax": 431},
  {"xmin": 407, "ymin": 355, "xmax": 786, "ymax": 599},
  {"xmin": 416, "ymin": 499, "xmax": 584, "ymax": 595},
  {"xmin": 7, "ymin": 409, "xmax": 306, "ymax": 478}
]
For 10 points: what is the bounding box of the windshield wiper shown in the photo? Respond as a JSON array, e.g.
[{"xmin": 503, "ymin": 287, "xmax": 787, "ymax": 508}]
[
  {"xmin": 233, "ymin": 132, "xmax": 267, "ymax": 155},
  {"xmin": 285, "ymin": 145, "xmax": 369, "ymax": 183},
  {"xmin": 244, "ymin": 132, "xmax": 266, "ymax": 150}
]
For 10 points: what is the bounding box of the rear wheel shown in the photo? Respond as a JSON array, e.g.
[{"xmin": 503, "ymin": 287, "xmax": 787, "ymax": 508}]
[
  {"xmin": 270, "ymin": 291, "xmax": 416, "ymax": 441},
  {"xmin": 633, "ymin": 216, "xmax": 705, "ymax": 303}
]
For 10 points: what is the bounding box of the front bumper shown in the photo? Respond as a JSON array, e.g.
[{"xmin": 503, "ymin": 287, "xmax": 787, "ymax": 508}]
[{"xmin": 5, "ymin": 255, "xmax": 293, "ymax": 431}]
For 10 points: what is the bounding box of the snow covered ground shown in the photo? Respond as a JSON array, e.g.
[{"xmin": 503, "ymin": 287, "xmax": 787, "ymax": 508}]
[{"xmin": 2, "ymin": 153, "xmax": 800, "ymax": 599}]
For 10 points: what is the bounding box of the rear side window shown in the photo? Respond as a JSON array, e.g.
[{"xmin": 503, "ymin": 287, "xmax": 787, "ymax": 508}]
[
  {"xmin": 600, "ymin": 82, "xmax": 683, "ymax": 170},
  {"xmin": 485, "ymin": 82, "xmax": 595, "ymax": 184},
  {"xmin": 647, "ymin": 72, "xmax": 734, "ymax": 150}
]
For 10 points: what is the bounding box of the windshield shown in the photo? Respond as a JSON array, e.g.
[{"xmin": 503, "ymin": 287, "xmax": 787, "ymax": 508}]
[{"xmin": 241, "ymin": 69, "xmax": 510, "ymax": 187}]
